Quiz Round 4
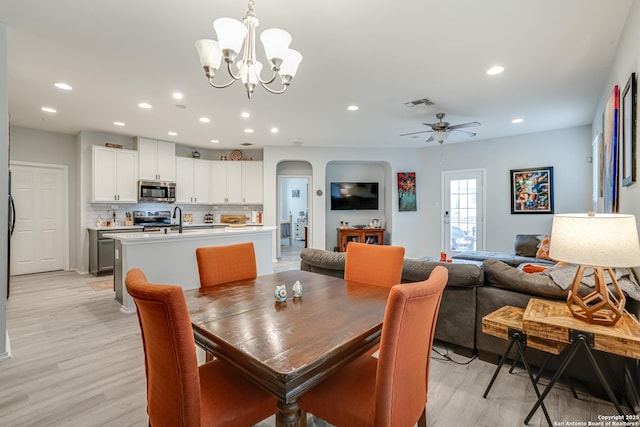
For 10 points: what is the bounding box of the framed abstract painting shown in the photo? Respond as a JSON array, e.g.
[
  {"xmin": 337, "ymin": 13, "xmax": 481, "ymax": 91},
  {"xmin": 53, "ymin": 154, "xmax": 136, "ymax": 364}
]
[
  {"xmin": 397, "ymin": 172, "xmax": 416, "ymax": 212},
  {"xmin": 510, "ymin": 167, "xmax": 554, "ymax": 214}
]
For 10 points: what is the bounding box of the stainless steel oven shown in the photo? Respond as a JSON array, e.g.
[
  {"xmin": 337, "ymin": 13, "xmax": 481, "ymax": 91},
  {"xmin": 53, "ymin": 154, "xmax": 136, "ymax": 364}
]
[{"xmin": 138, "ymin": 180, "xmax": 176, "ymax": 203}]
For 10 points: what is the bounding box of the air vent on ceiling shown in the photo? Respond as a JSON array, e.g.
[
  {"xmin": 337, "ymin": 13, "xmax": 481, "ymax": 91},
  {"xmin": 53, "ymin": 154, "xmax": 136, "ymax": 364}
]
[
  {"xmin": 241, "ymin": 142, "xmax": 253, "ymax": 146},
  {"xmin": 404, "ymin": 98, "xmax": 434, "ymax": 109}
]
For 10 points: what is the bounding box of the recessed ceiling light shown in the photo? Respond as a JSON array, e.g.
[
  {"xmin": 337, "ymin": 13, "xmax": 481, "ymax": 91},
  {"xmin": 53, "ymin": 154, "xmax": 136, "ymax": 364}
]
[
  {"xmin": 41, "ymin": 106, "xmax": 57, "ymax": 113},
  {"xmin": 168, "ymin": 131, "xmax": 177, "ymax": 136},
  {"xmin": 241, "ymin": 112, "xmax": 250, "ymax": 118},
  {"xmin": 512, "ymin": 118, "xmax": 524, "ymax": 124},
  {"xmin": 271, "ymin": 127, "xmax": 279, "ymax": 133},
  {"xmin": 487, "ymin": 66, "xmax": 504, "ymax": 75},
  {"xmin": 244, "ymin": 128, "xmax": 254, "ymax": 133},
  {"xmin": 199, "ymin": 117, "xmax": 211, "ymax": 123},
  {"xmin": 138, "ymin": 102, "xmax": 152, "ymax": 109},
  {"xmin": 54, "ymin": 82, "xmax": 72, "ymax": 90},
  {"xmin": 347, "ymin": 105, "xmax": 359, "ymax": 111},
  {"xmin": 210, "ymin": 139, "xmax": 220, "ymax": 144},
  {"xmin": 113, "ymin": 121, "xmax": 125, "ymax": 126},
  {"xmin": 172, "ymin": 92, "xmax": 184, "ymax": 100}
]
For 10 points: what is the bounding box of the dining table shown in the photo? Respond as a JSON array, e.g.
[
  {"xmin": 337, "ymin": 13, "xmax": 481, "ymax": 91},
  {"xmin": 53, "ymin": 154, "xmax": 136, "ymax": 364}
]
[{"xmin": 184, "ymin": 269, "xmax": 392, "ymax": 427}]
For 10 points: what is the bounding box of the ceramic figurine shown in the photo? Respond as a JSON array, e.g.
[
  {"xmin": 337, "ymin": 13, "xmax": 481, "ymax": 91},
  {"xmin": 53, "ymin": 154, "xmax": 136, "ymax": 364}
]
[
  {"xmin": 274, "ymin": 284, "xmax": 287, "ymax": 302},
  {"xmin": 292, "ymin": 280, "xmax": 303, "ymax": 298}
]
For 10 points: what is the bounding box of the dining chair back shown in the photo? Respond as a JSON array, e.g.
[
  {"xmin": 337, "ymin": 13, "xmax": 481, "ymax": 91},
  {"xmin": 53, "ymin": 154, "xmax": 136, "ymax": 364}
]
[
  {"xmin": 125, "ymin": 268, "xmax": 276, "ymax": 427},
  {"xmin": 300, "ymin": 265, "xmax": 448, "ymax": 427},
  {"xmin": 344, "ymin": 241, "xmax": 405, "ymax": 287},
  {"xmin": 196, "ymin": 242, "xmax": 257, "ymax": 288}
]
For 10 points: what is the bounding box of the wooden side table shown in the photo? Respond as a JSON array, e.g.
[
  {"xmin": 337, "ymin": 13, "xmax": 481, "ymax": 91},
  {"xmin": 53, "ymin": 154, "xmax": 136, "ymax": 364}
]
[
  {"xmin": 482, "ymin": 306, "xmax": 568, "ymax": 427},
  {"xmin": 337, "ymin": 228, "xmax": 385, "ymax": 252},
  {"xmin": 522, "ymin": 298, "xmax": 640, "ymax": 423}
]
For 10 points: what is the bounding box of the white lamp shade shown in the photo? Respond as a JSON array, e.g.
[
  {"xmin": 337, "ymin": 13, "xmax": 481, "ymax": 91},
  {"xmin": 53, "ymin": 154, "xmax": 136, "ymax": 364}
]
[
  {"xmin": 237, "ymin": 60, "xmax": 263, "ymax": 85},
  {"xmin": 549, "ymin": 213, "xmax": 640, "ymax": 267},
  {"xmin": 260, "ymin": 28, "xmax": 291, "ymax": 61},
  {"xmin": 194, "ymin": 39, "xmax": 222, "ymax": 70},
  {"xmin": 434, "ymin": 131, "xmax": 449, "ymax": 141},
  {"xmin": 213, "ymin": 18, "xmax": 247, "ymax": 54},
  {"xmin": 279, "ymin": 49, "xmax": 302, "ymax": 77}
]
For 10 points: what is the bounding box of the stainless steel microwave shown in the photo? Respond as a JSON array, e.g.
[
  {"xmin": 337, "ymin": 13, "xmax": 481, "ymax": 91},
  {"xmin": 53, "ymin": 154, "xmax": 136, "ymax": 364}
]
[{"xmin": 138, "ymin": 180, "xmax": 176, "ymax": 203}]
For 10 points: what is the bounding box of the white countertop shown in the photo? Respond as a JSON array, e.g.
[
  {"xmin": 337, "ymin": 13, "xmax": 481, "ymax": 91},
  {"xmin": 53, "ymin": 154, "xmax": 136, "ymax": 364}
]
[
  {"xmin": 87, "ymin": 222, "xmax": 264, "ymax": 231},
  {"xmin": 104, "ymin": 225, "xmax": 276, "ymax": 242}
]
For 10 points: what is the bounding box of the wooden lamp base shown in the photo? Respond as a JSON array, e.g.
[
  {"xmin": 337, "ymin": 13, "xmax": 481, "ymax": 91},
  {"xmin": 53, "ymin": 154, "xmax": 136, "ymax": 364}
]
[{"xmin": 566, "ymin": 265, "xmax": 626, "ymax": 326}]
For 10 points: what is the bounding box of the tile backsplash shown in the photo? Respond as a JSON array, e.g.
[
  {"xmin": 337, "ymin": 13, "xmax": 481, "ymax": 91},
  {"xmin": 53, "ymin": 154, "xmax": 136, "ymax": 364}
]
[{"xmin": 86, "ymin": 203, "xmax": 263, "ymax": 227}]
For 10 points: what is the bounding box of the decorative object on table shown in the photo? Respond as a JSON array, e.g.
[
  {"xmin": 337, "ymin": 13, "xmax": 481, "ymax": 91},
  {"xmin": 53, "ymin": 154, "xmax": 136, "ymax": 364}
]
[
  {"xmin": 510, "ymin": 166, "xmax": 554, "ymax": 214},
  {"xmin": 370, "ymin": 218, "xmax": 380, "ymax": 228},
  {"xmin": 291, "ymin": 189, "xmax": 299, "ymax": 198},
  {"xmin": 621, "ymin": 72, "xmax": 636, "ymax": 187},
  {"xmin": 292, "ymin": 280, "xmax": 303, "ymax": 298},
  {"xmin": 274, "ymin": 284, "xmax": 287, "ymax": 302},
  {"xmin": 397, "ymin": 172, "xmax": 416, "ymax": 212},
  {"xmin": 549, "ymin": 212, "xmax": 640, "ymax": 326},
  {"xmin": 603, "ymin": 85, "xmax": 620, "ymax": 212},
  {"xmin": 192, "ymin": 150, "xmax": 201, "ymax": 159},
  {"xmin": 230, "ymin": 150, "xmax": 243, "ymax": 161},
  {"xmin": 194, "ymin": 0, "xmax": 303, "ymax": 99}
]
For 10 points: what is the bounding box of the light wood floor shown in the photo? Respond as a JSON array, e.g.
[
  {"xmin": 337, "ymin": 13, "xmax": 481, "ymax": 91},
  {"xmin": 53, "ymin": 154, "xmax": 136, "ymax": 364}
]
[{"xmin": 0, "ymin": 246, "xmax": 622, "ymax": 427}]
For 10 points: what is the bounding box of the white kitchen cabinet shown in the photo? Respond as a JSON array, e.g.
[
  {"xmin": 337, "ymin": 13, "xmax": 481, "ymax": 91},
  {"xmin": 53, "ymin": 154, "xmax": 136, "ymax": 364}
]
[
  {"xmin": 92, "ymin": 146, "xmax": 138, "ymax": 203},
  {"xmin": 176, "ymin": 157, "xmax": 211, "ymax": 204},
  {"xmin": 210, "ymin": 161, "xmax": 242, "ymax": 204},
  {"xmin": 137, "ymin": 137, "xmax": 175, "ymax": 181},
  {"xmin": 242, "ymin": 161, "xmax": 263, "ymax": 204}
]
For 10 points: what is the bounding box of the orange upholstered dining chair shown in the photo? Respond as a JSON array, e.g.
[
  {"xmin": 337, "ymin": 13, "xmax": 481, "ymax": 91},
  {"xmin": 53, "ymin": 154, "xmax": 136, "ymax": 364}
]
[
  {"xmin": 344, "ymin": 241, "xmax": 405, "ymax": 288},
  {"xmin": 195, "ymin": 242, "xmax": 257, "ymax": 288},
  {"xmin": 300, "ymin": 265, "xmax": 448, "ymax": 427},
  {"xmin": 125, "ymin": 268, "xmax": 276, "ymax": 427}
]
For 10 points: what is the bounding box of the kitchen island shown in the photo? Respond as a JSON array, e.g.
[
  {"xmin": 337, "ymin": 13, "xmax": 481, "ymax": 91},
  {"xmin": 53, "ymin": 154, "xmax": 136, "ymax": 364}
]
[{"xmin": 105, "ymin": 226, "xmax": 277, "ymax": 312}]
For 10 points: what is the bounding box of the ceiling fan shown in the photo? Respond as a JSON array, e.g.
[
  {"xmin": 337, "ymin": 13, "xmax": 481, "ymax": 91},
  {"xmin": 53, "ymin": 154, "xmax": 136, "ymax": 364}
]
[{"xmin": 400, "ymin": 113, "xmax": 481, "ymax": 143}]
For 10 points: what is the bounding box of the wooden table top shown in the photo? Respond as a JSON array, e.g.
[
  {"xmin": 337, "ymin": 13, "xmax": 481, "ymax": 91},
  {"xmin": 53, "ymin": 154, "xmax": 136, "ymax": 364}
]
[
  {"xmin": 184, "ymin": 269, "xmax": 392, "ymax": 403},
  {"xmin": 482, "ymin": 305, "xmax": 567, "ymax": 354},
  {"xmin": 523, "ymin": 298, "xmax": 640, "ymax": 359}
]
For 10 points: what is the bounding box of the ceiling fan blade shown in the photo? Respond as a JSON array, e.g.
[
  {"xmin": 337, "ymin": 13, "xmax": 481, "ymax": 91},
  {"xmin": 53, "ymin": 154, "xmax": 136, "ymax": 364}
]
[
  {"xmin": 448, "ymin": 121, "xmax": 481, "ymax": 130},
  {"xmin": 400, "ymin": 130, "xmax": 433, "ymax": 137},
  {"xmin": 425, "ymin": 136, "xmax": 435, "ymax": 142},
  {"xmin": 451, "ymin": 129, "xmax": 477, "ymax": 137},
  {"xmin": 421, "ymin": 122, "xmax": 436, "ymax": 127}
]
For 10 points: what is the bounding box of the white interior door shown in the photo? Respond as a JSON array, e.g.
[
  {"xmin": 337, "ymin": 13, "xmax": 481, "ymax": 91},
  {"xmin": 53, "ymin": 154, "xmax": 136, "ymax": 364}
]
[
  {"xmin": 442, "ymin": 169, "xmax": 485, "ymax": 254},
  {"xmin": 10, "ymin": 163, "xmax": 66, "ymax": 275}
]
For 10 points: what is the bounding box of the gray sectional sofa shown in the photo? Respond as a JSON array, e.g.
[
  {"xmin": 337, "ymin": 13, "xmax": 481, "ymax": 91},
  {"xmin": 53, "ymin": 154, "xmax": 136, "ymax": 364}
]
[{"xmin": 299, "ymin": 243, "xmax": 640, "ymax": 407}]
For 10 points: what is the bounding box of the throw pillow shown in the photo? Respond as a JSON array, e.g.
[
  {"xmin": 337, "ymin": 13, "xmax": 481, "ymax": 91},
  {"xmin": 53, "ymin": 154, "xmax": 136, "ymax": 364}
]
[
  {"xmin": 536, "ymin": 235, "xmax": 551, "ymax": 260},
  {"xmin": 519, "ymin": 263, "xmax": 549, "ymax": 274},
  {"xmin": 514, "ymin": 234, "xmax": 542, "ymax": 257}
]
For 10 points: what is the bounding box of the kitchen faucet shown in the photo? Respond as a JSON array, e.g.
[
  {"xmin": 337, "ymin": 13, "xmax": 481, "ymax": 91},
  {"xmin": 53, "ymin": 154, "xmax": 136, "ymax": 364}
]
[{"xmin": 172, "ymin": 206, "xmax": 183, "ymax": 233}]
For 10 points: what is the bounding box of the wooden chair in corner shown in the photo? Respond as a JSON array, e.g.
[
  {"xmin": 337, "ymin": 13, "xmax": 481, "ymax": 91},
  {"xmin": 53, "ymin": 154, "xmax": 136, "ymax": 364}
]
[
  {"xmin": 195, "ymin": 242, "xmax": 257, "ymax": 288},
  {"xmin": 344, "ymin": 241, "xmax": 405, "ymax": 288},
  {"xmin": 125, "ymin": 268, "xmax": 276, "ymax": 427},
  {"xmin": 300, "ymin": 265, "xmax": 448, "ymax": 427}
]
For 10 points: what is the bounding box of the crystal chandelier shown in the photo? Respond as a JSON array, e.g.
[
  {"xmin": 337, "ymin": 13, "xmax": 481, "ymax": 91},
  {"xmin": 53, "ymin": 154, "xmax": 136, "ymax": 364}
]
[{"xmin": 194, "ymin": 1, "xmax": 303, "ymax": 99}]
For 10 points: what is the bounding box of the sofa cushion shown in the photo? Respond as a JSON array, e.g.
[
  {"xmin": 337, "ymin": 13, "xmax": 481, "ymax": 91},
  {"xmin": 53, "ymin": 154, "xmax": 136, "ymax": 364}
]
[
  {"xmin": 482, "ymin": 259, "xmax": 568, "ymax": 300},
  {"xmin": 514, "ymin": 234, "xmax": 542, "ymax": 257},
  {"xmin": 402, "ymin": 259, "xmax": 483, "ymax": 288},
  {"xmin": 299, "ymin": 248, "xmax": 345, "ymax": 279},
  {"xmin": 452, "ymin": 251, "xmax": 555, "ymax": 267}
]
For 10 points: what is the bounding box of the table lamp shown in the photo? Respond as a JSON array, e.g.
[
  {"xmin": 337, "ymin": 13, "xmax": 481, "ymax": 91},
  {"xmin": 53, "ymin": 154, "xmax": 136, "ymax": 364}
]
[{"xmin": 549, "ymin": 212, "xmax": 640, "ymax": 326}]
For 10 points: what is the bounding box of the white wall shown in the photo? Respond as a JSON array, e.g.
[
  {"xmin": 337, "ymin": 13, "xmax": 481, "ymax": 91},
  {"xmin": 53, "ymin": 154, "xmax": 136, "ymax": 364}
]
[
  {"xmin": 264, "ymin": 146, "xmax": 424, "ymax": 258},
  {"xmin": 0, "ymin": 22, "xmax": 9, "ymax": 360},
  {"xmin": 419, "ymin": 126, "xmax": 593, "ymax": 255},
  {"xmin": 591, "ymin": 0, "xmax": 640, "ymax": 219}
]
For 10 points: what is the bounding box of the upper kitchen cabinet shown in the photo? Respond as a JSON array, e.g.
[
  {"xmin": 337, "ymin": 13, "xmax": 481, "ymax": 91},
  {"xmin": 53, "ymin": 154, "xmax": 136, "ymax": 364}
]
[
  {"xmin": 210, "ymin": 161, "xmax": 242, "ymax": 204},
  {"xmin": 137, "ymin": 137, "xmax": 176, "ymax": 181},
  {"xmin": 242, "ymin": 161, "xmax": 263, "ymax": 204},
  {"xmin": 92, "ymin": 146, "xmax": 138, "ymax": 203},
  {"xmin": 175, "ymin": 157, "xmax": 211, "ymax": 204}
]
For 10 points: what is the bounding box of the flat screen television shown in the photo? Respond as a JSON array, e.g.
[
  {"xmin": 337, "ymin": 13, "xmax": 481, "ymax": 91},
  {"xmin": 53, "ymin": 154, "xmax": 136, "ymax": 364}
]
[{"xmin": 330, "ymin": 182, "xmax": 379, "ymax": 210}]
